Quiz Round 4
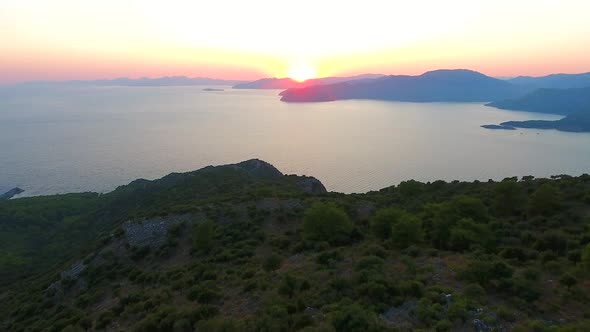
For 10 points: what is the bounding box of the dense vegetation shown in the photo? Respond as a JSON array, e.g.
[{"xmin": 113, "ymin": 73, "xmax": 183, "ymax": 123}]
[{"xmin": 1, "ymin": 160, "xmax": 590, "ymax": 331}]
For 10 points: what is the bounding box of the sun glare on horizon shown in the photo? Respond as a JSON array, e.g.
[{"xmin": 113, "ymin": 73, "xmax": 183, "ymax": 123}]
[{"xmin": 287, "ymin": 66, "xmax": 317, "ymax": 82}]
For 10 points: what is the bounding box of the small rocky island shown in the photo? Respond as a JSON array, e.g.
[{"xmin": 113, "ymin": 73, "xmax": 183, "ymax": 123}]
[
  {"xmin": 481, "ymin": 124, "xmax": 516, "ymax": 130},
  {"xmin": 0, "ymin": 187, "xmax": 24, "ymax": 200}
]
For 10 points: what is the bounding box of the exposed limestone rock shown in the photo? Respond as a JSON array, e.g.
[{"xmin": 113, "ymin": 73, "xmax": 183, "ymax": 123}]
[
  {"xmin": 123, "ymin": 214, "xmax": 191, "ymax": 248},
  {"xmin": 0, "ymin": 187, "xmax": 24, "ymax": 200},
  {"xmin": 297, "ymin": 177, "xmax": 327, "ymax": 193}
]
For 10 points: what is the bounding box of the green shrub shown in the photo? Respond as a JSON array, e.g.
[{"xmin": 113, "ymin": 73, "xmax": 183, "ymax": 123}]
[
  {"xmin": 494, "ymin": 180, "xmax": 525, "ymax": 216},
  {"xmin": 435, "ymin": 319, "xmax": 452, "ymax": 332},
  {"xmin": 462, "ymin": 258, "xmax": 513, "ymax": 288},
  {"xmin": 390, "ymin": 214, "xmax": 423, "ymax": 249},
  {"xmin": 303, "ymin": 203, "xmax": 354, "ymax": 245},
  {"xmin": 330, "ymin": 302, "xmax": 381, "ymax": 332},
  {"xmin": 581, "ymin": 243, "xmax": 590, "ymax": 271},
  {"xmin": 193, "ymin": 221, "xmax": 216, "ymax": 253},
  {"xmin": 278, "ymin": 274, "xmax": 298, "ymax": 298},
  {"xmin": 194, "ymin": 317, "xmax": 242, "ymax": 331},
  {"xmin": 369, "ymin": 208, "xmax": 405, "ymax": 240},
  {"xmin": 356, "ymin": 256, "xmax": 385, "ymax": 271},
  {"xmin": 559, "ymin": 273, "xmax": 577, "ymax": 290},
  {"xmin": 187, "ymin": 283, "xmax": 222, "ymax": 304},
  {"xmin": 172, "ymin": 318, "xmax": 191, "ymax": 332},
  {"xmin": 263, "ymin": 254, "xmax": 283, "ymax": 272},
  {"xmin": 528, "ymin": 184, "xmax": 562, "ymax": 216}
]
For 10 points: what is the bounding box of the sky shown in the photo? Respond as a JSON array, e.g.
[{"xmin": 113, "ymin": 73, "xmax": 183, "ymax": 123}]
[{"xmin": 1, "ymin": 0, "xmax": 590, "ymax": 83}]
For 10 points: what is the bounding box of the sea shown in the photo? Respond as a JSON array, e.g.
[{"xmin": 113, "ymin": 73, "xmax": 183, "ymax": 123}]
[{"xmin": 1, "ymin": 84, "xmax": 589, "ymax": 197}]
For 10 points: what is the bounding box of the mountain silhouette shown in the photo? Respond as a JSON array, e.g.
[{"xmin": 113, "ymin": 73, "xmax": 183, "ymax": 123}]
[
  {"xmin": 280, "ymin": 69, "xmax": 526, "ymax": 102},
  {"xmin": 232, "ymin": 74, "xmax": 383, "ymax": 89},
  {"xmin": 487, "ymin": 87, "xmax": 590, "ymax": 115},
  {"xmin": 509, "ymin": 72, "xmax": 590, "ymax": 89}
]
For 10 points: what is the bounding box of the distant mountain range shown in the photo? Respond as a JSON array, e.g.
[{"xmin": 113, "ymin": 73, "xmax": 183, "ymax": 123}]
[
  {"xmin": 17, "ymin": 76, "xmax": 246, "ymax": 87},
  {"xmin": 508, "ymin": 72, "xmax": 590, "ymax": 89},
  {"xmin": 487, "ymin": 87, "xmax": 590, "ymax": 115},
  {"xmin": 278, "ymin": 69, "xmax": 590, "ymax": 103},
  {"xmin": 483, "ymin": 87, "xmax": 590, "ymax": 132},
  {"xmin": 232, "ymin": 74, "xmax": 383, "ymax": 89},
  {"xmin": 279, "ymin": 69, "xmax": 527, "ymax": 103}
]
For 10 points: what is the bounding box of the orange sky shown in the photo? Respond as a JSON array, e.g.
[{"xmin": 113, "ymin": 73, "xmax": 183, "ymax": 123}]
[{"xmin": 2, "ymin": 0, "xmax": 590, "ymax": 83}]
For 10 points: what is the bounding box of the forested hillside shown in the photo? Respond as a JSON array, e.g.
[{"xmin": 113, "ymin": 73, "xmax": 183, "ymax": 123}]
[{"xmin": 1, "ymin": 160, "xmax": 590, "ymax": 331}]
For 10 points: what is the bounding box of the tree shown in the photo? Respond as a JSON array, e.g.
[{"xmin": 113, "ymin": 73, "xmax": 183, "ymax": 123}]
[
  {"xmin": 278, "ymin": 273, "xmax": 297, "ymax": 298},
  {"xmin": 463, "ymin": 258, "xmax": 513, "ymax": 288},
  {"xmin": 422, "ymin": 196, "xmax": 488, "ymax": 250},
  {"xmin": 263, "ymin": 254, "xmax": 283, "ymax": 272},
  {"xmin": 450, "ymin": 195, "xmax": 489, "ymax": 222},
  {"xmin": 172, "ymin": 319, "xmax": 191, "ymax": 332},
  {"xmin": 369, "ymin": 208, "xmax": 404, "ymax": 240},
  {"xmin": 580, "ymin": 243, "xmax": 590, "ymax": 271},
  {"xmin": 559, "ymin": 273, "xmax": 577, "ymax": 290},
  {"xmin": 194, "ymin": 221, "xmax": 215, "ymax": 253},
  {"xmin": 494, "ymin": 180, "xmax": 525, "ymax": 216},
  {"xmin": 533, "ymin": 231, "xmax": 568, "ymax": 255},
  {"xmin": 449, "ymin": 218, "xmax": 491, "ymax": 252},
  {"xmin": 330, "ymin": 303, "xmax": 380, "ymax": 332},
  {"xmin": 390, "ymin": 214, "xmax": 423, "ymax": 249},
  {"xmin": 303, "ymin": 203, "xmax": 354, "ymax": 245},
  {"xmin": 528, "ymin": 183, "xmax": 561, "ymax": 216},
  {"xmin": 397, "ymin": 180, "xmax": 424, "ymax": 197}
]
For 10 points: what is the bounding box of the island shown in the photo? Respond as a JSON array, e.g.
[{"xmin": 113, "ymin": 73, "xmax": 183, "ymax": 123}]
[
  {"xmin": 498, "ymin": 113, "xmax": 590, "ymax": 132},
  {"xmin": 480, "ymin": 124, "xmax": 516, "ymax": 130},
  {"xmin": 484, "ymin": 87, "xmax": 590, "ymax": 132}
]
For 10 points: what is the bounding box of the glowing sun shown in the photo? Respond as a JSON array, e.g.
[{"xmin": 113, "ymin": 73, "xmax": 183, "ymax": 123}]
[{"xmin": 287, "ymin": 66, "xmax": 317, "ymax": 82}]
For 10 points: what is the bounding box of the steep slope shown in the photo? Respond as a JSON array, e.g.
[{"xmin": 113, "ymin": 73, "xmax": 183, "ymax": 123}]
[{"xmin": 0, "ymin": 159, "xmax": 325, "ymax": 282}]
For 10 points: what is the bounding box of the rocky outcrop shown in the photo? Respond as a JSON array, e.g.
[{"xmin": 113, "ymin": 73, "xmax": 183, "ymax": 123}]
[
  {"xmin": 473, "ymin": 319, "xmax": 493, "ymax": 332},
  {"xmin": 46, "ymin": 260, "xmax": 87, "ymax": 293},
  {"xmin": 227, "ymin": 159, "xmax": 284, "ymax": 179},
  {"xmin": 61, "ymin": 261, "xmax": 86, "ymax": 280},
  {"xmin": 123, "ymin": 215, "xmax": 191, "ymax": 248},
  {"xmin": 381, "ymin": 300, "xmax": 418, "ymax": 326},
  {"xmin": 297, "ymin": 177, "xmax": 327, "ymax": 194},
  {"xmin": 0, "ymin": 187, "xmax": 24, "ymax": 200}
]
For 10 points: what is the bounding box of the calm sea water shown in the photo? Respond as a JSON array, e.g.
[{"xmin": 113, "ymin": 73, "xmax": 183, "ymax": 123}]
[{"xmin": 1, "ymin": 85, "xmax": 589, "ymax": 197}]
